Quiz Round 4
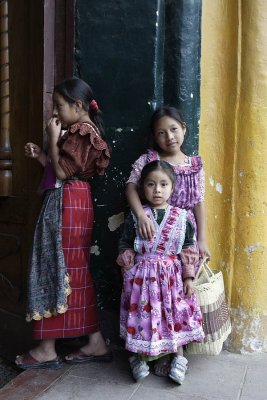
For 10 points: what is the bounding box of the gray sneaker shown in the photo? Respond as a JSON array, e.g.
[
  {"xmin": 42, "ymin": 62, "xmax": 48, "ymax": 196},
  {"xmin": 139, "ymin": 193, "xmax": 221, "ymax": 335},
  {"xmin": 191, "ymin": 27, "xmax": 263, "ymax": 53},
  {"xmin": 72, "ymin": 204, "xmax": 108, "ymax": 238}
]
[
  {"xmin": 169, "ymin": 355, "xmax": 188, "ymax": 384},
  {"xmin": 129, "ymin": 356, "xmax": 150, "ymax": 382}
]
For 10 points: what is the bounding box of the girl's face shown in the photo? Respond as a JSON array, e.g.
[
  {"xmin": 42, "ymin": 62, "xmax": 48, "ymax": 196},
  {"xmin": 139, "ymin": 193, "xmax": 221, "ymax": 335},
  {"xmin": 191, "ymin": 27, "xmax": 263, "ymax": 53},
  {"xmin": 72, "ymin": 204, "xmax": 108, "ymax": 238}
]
[
  {"xmin": 153, "ymin": 116, "xmax": 186, "ymax": 154},
  {"xmin": 143, "ymin": 169, "xmax": 173, "ymax": 208},
  {"xmin": 52, "ymin": 92, "xmax": 79, "ymax": 128}
]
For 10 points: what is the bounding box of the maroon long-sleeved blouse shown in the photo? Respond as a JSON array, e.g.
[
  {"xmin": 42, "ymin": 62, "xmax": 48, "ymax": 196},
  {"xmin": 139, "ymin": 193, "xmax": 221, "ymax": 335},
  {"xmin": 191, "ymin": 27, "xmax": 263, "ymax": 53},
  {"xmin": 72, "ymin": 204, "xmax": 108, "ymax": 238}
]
[{"xmin": 58, "ymin": 122, "xmax": 110, "ymax": 178}]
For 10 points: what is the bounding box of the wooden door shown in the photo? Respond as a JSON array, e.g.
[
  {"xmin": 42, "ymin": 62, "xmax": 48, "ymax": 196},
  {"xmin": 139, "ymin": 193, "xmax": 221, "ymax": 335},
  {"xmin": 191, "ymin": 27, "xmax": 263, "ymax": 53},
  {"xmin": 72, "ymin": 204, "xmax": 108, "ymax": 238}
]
[{"xmin": 0, "ymin": 0, "xmax": 74, "ymax": 360}]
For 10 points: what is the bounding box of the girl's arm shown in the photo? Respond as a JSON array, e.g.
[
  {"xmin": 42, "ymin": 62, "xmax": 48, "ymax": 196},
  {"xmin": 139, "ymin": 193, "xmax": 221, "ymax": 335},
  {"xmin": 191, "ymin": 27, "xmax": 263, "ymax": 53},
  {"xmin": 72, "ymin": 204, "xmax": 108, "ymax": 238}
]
[
  {"xmin": 46, "ymin": 117, "xmax": 67, "ymax": 180},
  {"xmin": 24, "ymin": 142, "xmax": 47, "ymax": 167},
  {"xmin": 180, "ymin": 221, "xmax": 198, "ymax": 298},
  {"xmin": 126, "ymin": 183, "xmax": 155, "ymax": 240},
  {"xmin": 193, "ymin": 201, "xmax": 211, "ymax": 259},
  {"xmin": 117, "ymin": 213, "xmax": 136, "ymax": 271}
]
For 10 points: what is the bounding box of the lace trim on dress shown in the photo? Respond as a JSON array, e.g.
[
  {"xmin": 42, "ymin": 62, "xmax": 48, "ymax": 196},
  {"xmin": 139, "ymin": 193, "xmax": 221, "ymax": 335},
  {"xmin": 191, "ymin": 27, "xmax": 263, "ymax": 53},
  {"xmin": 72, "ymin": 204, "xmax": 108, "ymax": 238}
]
[
  {"xmin": 133, "ymin": 206, "xmax": 187, "ymax": 256},
  {"xmin": 26, "ymin": 272, "xmax": 72, "ymax": 322},
  {"xmin": 147, "ymin": 149, "xmax": 203, "ymax": 175}
]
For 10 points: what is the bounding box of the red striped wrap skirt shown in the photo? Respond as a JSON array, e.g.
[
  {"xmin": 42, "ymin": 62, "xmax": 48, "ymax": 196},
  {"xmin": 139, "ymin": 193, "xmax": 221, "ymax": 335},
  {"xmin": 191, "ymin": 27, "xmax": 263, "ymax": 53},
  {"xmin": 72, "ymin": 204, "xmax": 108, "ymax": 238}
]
[{"xmin": 32, "ymin": 181, "xmax": 99, "ymax": 339}]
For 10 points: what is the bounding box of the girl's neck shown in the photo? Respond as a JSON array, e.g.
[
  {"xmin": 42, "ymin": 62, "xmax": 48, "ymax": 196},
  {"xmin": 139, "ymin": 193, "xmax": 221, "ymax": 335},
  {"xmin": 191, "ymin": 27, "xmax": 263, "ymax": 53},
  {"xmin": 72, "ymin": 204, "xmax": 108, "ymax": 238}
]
[
  {"xmin": 67, "ymin": 116, "xmax": 93, "ymax": 129},
  {"xmin": 159, "ymin": 149, "xmax": 187, "ymax": 164},
  {"xmin": 76, "ymin": 116, "xmax": 91, "ymax": 124},
  {"xmin": 148, "ymin": 202, "xmax": 169, "ymax": 210}
]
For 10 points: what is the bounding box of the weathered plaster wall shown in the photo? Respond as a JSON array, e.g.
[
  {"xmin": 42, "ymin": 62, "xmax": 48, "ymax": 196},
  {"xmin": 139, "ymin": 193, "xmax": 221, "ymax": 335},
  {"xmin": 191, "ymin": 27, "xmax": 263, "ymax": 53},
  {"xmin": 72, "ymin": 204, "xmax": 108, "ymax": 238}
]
[{"xmin": 200, "ymin": 0, "xmax": 267, "ymax": 353}]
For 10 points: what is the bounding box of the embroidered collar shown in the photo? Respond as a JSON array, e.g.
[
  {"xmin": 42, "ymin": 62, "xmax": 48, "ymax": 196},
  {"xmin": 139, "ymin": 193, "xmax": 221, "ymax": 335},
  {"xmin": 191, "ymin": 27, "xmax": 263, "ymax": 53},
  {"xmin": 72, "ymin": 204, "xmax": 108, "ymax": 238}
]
[
  {"xmin": 69, "ymin": 121, "xmax": 100, "ymax": 136},
  {"xmin": 147, "ymin": 148, "xmax": 203, "ymax": 175}
]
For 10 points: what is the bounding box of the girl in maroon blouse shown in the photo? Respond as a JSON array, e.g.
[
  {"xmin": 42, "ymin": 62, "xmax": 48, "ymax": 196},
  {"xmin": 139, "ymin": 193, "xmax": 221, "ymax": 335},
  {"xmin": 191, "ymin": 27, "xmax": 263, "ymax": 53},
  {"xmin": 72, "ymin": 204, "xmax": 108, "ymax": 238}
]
[{"xmin": 16, "ymin": 78, "xmax": 111, "ymax": 369}]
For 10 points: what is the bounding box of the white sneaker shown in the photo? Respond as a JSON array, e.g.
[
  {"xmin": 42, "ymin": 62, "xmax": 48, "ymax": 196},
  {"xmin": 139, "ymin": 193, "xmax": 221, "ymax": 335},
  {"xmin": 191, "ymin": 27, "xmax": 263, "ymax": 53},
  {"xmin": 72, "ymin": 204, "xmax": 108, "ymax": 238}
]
[
  {"xmin": 169, "ymin": 355, "xmax": 188, "ymax": 384},
  {"xmin": 129, "ymin": 356, "xmax": 150, "ymax": 382}
]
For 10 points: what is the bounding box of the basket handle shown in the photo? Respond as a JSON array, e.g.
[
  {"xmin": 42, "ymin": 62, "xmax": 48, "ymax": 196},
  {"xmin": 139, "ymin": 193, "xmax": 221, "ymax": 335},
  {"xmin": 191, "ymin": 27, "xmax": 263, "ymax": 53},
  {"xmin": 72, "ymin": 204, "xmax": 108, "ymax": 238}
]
[{"xmin": 195, "ymin": 257, "xmax": 214, "ymax": 281}]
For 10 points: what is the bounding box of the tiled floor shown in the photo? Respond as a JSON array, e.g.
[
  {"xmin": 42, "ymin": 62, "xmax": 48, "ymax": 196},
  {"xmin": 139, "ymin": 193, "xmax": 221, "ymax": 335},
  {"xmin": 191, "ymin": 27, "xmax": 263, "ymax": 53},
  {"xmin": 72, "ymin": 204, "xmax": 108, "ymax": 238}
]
[{"xmin": 1, "ymin": 350, "xmax": 267, "ymax": 400}]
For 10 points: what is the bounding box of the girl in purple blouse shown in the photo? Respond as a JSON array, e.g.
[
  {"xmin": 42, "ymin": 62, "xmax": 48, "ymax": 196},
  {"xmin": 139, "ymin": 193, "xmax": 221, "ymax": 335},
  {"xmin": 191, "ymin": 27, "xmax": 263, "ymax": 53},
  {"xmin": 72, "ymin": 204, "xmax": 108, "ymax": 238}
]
[{"xmin": 126, "ymin": 106, "xmax": 210, "ymax": 376}]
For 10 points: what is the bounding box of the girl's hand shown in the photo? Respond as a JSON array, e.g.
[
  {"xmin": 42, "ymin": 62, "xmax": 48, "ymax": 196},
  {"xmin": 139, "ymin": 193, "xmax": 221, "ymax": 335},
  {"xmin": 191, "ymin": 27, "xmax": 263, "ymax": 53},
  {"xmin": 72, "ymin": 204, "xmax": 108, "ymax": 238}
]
[
  {"xmin": 183, "ymin": 278, "xmax": 194, "ymax": 298},
  {"xmin": 198, "ymin": 239, "xmax": 211, "ymax": 260},
  {"xmin": 24, "ymin": 142, "xmax": 42, "ymax": 159},
  {"xmin": 46, "ymin": 117, "xmax": 61, "ymax": 141},
  {"xmin": 116, "ymin": 249, "xmax": 136, "ymax": 272},
  {"xmin": 137, "ymin": 213, "xmax": 155, "ymax": 240}
]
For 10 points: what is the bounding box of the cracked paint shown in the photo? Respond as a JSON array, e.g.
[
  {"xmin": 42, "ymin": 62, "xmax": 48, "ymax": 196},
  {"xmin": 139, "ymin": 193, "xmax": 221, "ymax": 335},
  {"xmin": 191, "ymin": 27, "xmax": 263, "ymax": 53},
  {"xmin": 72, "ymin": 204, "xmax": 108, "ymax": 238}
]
[
  {"xmin": 230, "ymin": 307, "xmax": 267, "ymax": 354},
  {"xmin": 215, "ymin": 183, "xmax": 223, "ymax": 193},
  {"xmin": 244, "ymin": 243, "xmax": 260, "ymax": 254},
  {"xmin": 108, "ymin": 212, "xmax": 124, "ymax": 232},
  {"xmin": 91, "ymin": 245, "xmax": 100, "ymax": 256},
  {"xmin": 209, "ymin": 177, "xmax": 223, "ymax": 193},
  {"xmin": 209, "ymin": 177, "xmax": 215, "ymax": 186}
]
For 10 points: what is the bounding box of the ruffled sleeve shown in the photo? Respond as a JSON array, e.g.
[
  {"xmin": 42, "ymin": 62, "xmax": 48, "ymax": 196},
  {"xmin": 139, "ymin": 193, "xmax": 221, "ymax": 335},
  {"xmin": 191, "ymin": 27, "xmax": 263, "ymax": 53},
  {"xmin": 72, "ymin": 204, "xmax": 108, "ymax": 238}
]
[
  {"xmin": 118, "ymin": 213, "xmax": 136, "ymax": 251},
  {"xmin": 179, "ymin": 219, "xmax": 198, "ymax": 279},
  {"xmin": 197, "ymin": 165, "xmax": 205, "ymax": 202},
  {"xmin": 126, "ymin": 153, "xmax": 148, "ymax": 184},
  {"xmin": 58, "ymin": 122, "xmax": 110, "ymax": 178}
]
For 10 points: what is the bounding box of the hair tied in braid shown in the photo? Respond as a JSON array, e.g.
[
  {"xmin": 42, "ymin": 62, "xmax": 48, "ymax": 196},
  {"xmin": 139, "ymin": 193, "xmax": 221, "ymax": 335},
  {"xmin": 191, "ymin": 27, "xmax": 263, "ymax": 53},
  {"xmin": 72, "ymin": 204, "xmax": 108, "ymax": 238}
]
[{"xmin": 90, "ymin": 99, "xmax": 99, "ymax": 111}]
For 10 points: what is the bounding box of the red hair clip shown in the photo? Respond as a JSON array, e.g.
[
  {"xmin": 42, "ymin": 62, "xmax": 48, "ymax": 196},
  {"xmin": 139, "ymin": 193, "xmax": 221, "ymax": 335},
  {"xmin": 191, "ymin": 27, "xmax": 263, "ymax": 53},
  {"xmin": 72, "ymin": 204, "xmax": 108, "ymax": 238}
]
[{"xmin": 90, "ymin": 99, "xmax": 99, "ymax": 111}]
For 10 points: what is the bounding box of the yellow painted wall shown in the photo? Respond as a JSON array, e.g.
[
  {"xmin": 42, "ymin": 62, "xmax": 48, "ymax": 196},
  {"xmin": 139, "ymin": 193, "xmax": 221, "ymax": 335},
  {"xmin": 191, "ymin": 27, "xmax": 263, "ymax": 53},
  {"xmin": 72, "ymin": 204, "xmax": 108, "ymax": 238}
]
[{"xmin": 200, "ymin": 0, "xmax": 267, "ymax": 353}]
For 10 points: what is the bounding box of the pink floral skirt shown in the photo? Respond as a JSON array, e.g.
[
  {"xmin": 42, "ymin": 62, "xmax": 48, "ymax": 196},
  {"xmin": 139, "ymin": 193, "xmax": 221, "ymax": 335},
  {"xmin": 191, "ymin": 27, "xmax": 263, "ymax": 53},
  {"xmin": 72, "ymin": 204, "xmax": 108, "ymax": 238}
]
[{"xmin": 120, "ymin": 254, "xmax": 204, "ymax": 356}]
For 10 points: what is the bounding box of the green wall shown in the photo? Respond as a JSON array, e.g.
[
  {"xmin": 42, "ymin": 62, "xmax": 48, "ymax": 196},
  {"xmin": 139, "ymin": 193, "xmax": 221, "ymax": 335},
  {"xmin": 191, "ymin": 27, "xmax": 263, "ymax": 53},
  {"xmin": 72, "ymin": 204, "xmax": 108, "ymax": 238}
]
[{"xmin": 75, "ymin": 0, "xmax": 202, "ymax": 338}]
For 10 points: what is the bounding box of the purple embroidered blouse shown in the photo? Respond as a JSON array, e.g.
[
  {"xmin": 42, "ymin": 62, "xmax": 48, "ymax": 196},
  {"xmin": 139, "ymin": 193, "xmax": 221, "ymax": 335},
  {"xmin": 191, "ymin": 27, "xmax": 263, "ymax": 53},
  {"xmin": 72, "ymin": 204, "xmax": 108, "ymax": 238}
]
[{"xmin": 127, "ymin": 149, "xmax": 205, "ymax": 211}]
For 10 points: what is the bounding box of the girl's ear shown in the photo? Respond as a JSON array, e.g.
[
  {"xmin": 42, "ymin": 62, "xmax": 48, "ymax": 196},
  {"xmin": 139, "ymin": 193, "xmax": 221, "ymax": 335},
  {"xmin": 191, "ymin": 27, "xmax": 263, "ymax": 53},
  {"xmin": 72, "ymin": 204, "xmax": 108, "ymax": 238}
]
[{"xmin": 75, "ymin": 100, "xmax": 83, "ymax": 111}]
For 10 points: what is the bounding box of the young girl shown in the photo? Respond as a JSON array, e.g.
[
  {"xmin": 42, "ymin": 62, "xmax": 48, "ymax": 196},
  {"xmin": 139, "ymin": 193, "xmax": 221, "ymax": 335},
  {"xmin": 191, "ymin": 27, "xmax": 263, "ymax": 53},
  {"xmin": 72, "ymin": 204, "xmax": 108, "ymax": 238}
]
[
  {"xmin": 126, "ymin": 106, "xmax": 210, "ymax": 260},
  {"xmin": 117, "ymin": 161, "xmax": 204, "ymax": 384},
  {"xmin": 16, "ymin": 78, "xmax": 112, "ymax": 369},
  {"xmin": 126, "ymin": 106, "xmax": 210, "ymax": 376}
]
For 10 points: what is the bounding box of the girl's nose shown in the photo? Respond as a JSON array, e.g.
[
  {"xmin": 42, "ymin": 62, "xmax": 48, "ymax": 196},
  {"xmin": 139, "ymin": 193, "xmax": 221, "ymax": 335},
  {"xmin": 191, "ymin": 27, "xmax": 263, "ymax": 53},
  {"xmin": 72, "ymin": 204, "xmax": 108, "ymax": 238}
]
[
  {"xmin": 166, "ymin": 130, "xmax": 174, "ymax": 140},
  {"xmin": 52, "ymin": 107, "xmax": 58, "ymax": 116}
]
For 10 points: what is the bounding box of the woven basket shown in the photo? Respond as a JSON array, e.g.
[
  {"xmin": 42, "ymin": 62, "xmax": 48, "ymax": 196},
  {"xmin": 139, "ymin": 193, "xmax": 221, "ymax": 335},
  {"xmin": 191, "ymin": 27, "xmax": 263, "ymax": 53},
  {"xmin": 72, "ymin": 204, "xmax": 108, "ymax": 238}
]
[{"xmin": 186, "ymin": 259, "xmax": 231, "ymax": 355}]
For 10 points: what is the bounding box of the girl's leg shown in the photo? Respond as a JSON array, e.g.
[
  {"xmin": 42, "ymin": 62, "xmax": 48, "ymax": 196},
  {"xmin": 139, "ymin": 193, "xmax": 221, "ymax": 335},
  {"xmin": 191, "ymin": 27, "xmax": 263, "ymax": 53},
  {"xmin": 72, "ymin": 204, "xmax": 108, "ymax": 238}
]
[
  {"xmin": 129, "ymin": 354, "xmax": 150, "ymax": 382},
  {"xmin": 154, "ymin": 355, "xmax": 171, "ymax": 377},
  {"xmin": 64, "ymin": 331, "xmax": 110, "ymax": 362},
  {"xmin": 174, "ymin": 346, "xmax": 184, "ymax": 357},
  {"xmin": 154, "ymin": 346, "xmax": 184, "ymax": 377},
  {"xmin": 169, "ymin": 346, "xmax": 188, "ymax": 384},
  {"xmin": 15, "ymin": 339, "xmax": 57, "ymax": 365},
  {"xmin": 80, "ymin": 331, "xmax": 109, "ymax": 355}
]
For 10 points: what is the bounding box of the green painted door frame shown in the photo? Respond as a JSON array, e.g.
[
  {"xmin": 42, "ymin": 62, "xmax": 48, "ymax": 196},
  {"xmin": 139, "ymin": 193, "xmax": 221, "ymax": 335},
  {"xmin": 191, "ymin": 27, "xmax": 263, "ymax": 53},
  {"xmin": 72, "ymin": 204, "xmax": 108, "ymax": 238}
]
[{"xmin": 75, "ymin": 0, "xmax": 202, "ymax": 340}]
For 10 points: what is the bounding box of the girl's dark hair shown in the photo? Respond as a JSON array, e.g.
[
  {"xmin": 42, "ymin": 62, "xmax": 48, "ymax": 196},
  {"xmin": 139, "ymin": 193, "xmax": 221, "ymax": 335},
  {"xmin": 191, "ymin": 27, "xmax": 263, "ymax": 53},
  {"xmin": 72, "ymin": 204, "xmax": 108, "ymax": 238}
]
[
  {"xmin": 139, "ymin": 160, "xmax": 176, "ymax": 190},
  {"xmin": 150, "ymin": 106, "xmax": 188, "ymax": 152},
  {"xmin": 54, "ymin": 78, "xmax": 106, "ymax": 141}
]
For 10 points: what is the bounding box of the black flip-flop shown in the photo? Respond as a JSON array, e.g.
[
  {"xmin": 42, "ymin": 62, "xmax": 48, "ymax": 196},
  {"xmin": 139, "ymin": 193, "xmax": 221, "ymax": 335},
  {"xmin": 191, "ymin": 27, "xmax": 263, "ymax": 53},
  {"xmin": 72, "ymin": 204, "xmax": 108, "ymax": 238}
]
[{"xmin": 16, "ymin": 352, "xmax": 63, "ymax": 370}]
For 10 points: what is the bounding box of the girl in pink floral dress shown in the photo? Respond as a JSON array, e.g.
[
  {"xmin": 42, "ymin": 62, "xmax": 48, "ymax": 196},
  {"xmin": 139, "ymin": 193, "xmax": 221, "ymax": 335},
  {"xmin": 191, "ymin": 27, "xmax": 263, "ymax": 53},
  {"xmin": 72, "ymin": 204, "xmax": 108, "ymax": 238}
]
[
  {"xmin": 117, "ymin": 161, "xmax": 204, "ymax": 384},
  {"xmin": 126, "ymin": 106, "xmax": 210, "ymax": 377},
  {"xmin": 126, "ymin": 106, "xmax": 210, "ymax": 264}
]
